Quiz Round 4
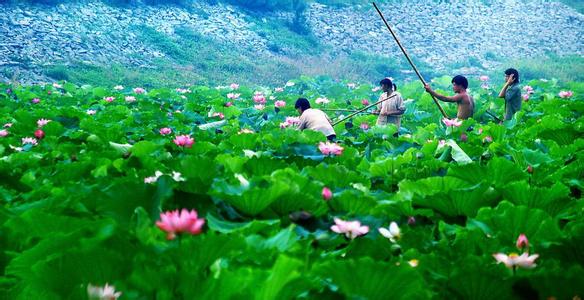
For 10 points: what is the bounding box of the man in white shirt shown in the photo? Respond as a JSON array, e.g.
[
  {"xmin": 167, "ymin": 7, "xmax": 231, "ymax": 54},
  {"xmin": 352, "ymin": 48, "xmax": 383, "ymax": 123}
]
[{"xmin": 295, "ymin": 98, "xmax": 336, "ymax": 141}]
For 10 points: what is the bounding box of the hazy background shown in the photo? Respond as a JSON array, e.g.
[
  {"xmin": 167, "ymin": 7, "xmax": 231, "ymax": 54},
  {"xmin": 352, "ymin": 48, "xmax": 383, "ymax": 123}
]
[{"xmin": 1, "ymin": 0, "xmax": 583, "ymax": 87}]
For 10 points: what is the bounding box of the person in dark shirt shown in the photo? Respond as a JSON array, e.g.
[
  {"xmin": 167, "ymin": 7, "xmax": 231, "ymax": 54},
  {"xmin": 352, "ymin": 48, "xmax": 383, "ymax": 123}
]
[{"xmin": 498, "ymin": 68, "xmax": 522, "ymax": 121}]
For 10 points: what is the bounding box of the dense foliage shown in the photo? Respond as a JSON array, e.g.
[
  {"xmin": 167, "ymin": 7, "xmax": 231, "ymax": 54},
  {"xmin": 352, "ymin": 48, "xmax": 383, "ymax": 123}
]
[{"xmin": 0, "ymin": 76, "xmax": 582, "ymax": 299}]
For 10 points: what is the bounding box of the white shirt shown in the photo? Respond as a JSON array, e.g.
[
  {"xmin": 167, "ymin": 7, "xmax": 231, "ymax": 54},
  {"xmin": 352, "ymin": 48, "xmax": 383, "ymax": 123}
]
[
  {"xmin": 376, "ymin": 91, "xmax": 405, "ymax": 128},
  {"xmin": 298, "ymin": 108, "xmax": 336, "ymax": 137}
]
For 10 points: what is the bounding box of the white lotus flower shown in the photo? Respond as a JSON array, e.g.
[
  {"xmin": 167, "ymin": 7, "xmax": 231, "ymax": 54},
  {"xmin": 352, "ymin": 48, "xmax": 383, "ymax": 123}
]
[{"xmin": 378, "ymin": 222, "xmax": 400, "ymax": 243}]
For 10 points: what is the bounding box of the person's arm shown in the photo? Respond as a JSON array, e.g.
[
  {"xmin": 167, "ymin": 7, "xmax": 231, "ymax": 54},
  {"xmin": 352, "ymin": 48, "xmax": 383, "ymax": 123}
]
[
  {"xmin": 379, "ymin": 94, "xmax": 392, "ymax": 116},
  {"xmin": 387, "ymin": 95, "xmax": 406, "ymax": 115},
  {"xmin": 373, "ymin": 94, "xmax": 383, "ymax": 114},
  {"xmin": 498, "ymin": 74, "xmax": 515, "ymax": 98},
  {"xmin": 325, "ymin": 113, "xmax": 333, "ymax": 125},
  {"xmin": 424, "ymin": 84, "xmax": 461, "ymax": 103},
  {"xmin": 298, "ymin": 114, "xmax": 307, "ymax": 130}
]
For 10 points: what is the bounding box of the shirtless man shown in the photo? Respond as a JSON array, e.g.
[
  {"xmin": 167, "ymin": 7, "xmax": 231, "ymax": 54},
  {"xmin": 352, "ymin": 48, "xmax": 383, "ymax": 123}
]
[{"xmin": 424, "ymin": 75, "xmax": 474, "ymax": 119}]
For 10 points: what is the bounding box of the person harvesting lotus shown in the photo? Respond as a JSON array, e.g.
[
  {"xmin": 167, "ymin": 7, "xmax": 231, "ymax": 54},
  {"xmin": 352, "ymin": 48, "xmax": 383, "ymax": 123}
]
[
  {"xmin": 373, "ymin": 78, "xmax": 405, "ymax": 130},
  {"xmin": 498, "ymin": 68, "xmax": 522, "ymax": 121},
  {"xmin": 424, "ymin": 75, "xmax": 474, "ymax": 120},
  {"xmin": 295, "ymin": 98, "xmax": 336, "ymax": 141}
]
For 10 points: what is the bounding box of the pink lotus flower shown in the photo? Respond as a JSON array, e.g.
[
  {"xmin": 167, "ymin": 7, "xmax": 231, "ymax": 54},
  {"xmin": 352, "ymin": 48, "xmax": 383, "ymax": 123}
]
[
  {"xmin": 22, "ymin": 137, "xmax": 38, "ymax": 146},
  {"xmin": 159, "ymin": 127, "xmax": 172, "ymax": 135},
  {"xmin": 438, "ymin": 140, "xmax": 446, "ymax": 147},
  {"xmin": 87, "ymin": 110, "xmax": 96, "ymax": 115},
  {"xmin": 523, "ymin": 85, "xmax": 534, "ymax": 94},
  {"xmin": 407, "ymin": 216, "xmax": 416, "ymax": 225},
  {"xmin": 34, "ymin": 129, "xmax": 45, "ymax": 139},
  {"xmin": 481, "ymin": 83, "xmax": 489, "ymax": 89},
  {"xmin": 559, "ymin": 91, "xmax": 573, "ymax": 98},
  {"xmin": 173, "ymin": 135, "xmax": 194, "ymax": 148},
  {"xmin": 522, "ymin": 94, "xmax": 530, "ymax": 101},
  {"xmin": 0, "ymin": 129, "xmax": 8, "ymax": 137},
  {"xmin": 87, "ymin": 283, "xmax": 122, "ymax": 300},
  {"xmin": 274, "ymin": 100, "xmax": 286, "ymax": 108},
  {"xmin": 516, "ymin": 233, "xmax": 529, "ymax": 250},
  {"xmin": 378, "ymin": 222, "xmax": 400, "ymax": 243},
  {"xmin": 484, "ymin": 136, "xmax": 493, "ymax": 143},
  {"xmin": 156, "ymin": 209, "xmax": 205, "ymax": 240},
  {"xmin": 360, "ymin": 123, "xmax": 369, "ymax": 130},
  {"xmin": 315, "ymin": 97, "xmax": 330, "ymax": 105},
  {"xmin": 478, "ymin": 128, "xmax": 483, "ymax": 134},
  {"xmin": 460, "ymin": 133, "xmax": 468, "ymax": 142},
  {"xmin": 113, "ymin": 85, "xmax": 124, "ymax": 90},
  {"xmin": 31, "ymin": 98, "xmax": 40, "ymax": 104},
  {"xmin": 275, "ymin": 87, "xmax": 284, "ymax": 92},
  {"xmin": 322, "ymin": 187, "xmax": 332, "ymax": 200},
  {"xmin": 253, "ymin": 93, "xmax": 266, "ymax": 104},
  {"xmin": 3, "ymin": 123, "xmax": 12, "ymax": 128},
  {"xmin": 479, "ymin": 75, "xmax": 489, "ymax": 82},
  {"xmin": 227, "ymin": 93, "xmax": 240, "ymax": 100},
  {"xmin": 37, "ymin": 118, "xmax": 51, "ymax": 127},
  {"xmin": 125, "ymin": 96, "xmax": 136, "ymax": 103},
  {"xmin": 318, "ymin": 141, "xmax": 344, "ymax": 156},
  {"xmin": 230, "ymin": 83, "xmax": 239, "ymax": 90},
  {"xmin": 331, "ymin": 217, "xmax": 369, "ymax": 239},
  {"xmin": 104, "ymin": 96, "xmax": 115, "ymax": 103},
  {"xmin": 493, "ymin": 252, "xmax": 539, "ymax": 269},
  {"xmin": 527, "ymin": 165, "xmax": 533, "ymax": 174},
  {"xmin": 442, "ymin": 118, "xmax": 462, "ymax": 127},
  {"xmin": 285, "ymin": 116, "xmax": 301, "ymax": 125},
  {"xmin": 133, "ymin": 87, "xmax": 146, "ymax": 94},
  {"xmin": 361, "ymin": 99, "xmax": 370, "ymax": 106},
  {"xmin": 254, "ymin": 104, "xmax": 265, "ymax": 110},
  {"xmin": 212, "ymin": 112, "xmax": 225, "ymax": 119},
  {"xmin": 225, "ymin": 101, "xmax": 233, "ymax": 107}
]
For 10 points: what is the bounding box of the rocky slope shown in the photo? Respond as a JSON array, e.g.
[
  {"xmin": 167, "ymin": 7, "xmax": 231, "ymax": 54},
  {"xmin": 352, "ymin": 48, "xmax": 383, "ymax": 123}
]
[{"xmin": 0, "ymin": 0, "xmax": 582, "ymax": 83}]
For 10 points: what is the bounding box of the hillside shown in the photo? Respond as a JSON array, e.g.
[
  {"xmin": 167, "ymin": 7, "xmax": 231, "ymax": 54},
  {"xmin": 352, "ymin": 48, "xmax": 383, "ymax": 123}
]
[{"xmin": 1, "ymin": 0, "xmax": 583, "ymax": 86}]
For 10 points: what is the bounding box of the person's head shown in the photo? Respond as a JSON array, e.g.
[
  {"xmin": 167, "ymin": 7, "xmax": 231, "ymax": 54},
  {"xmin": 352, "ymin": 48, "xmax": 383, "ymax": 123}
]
[
  {"xmin": 504, "ymin": 68, "xmax": 520, "ymax": 84},
  {"xmin": 451, "ymin": 75, "xmax": 468, "ymax": 93},
  {"xmin": 379, "ymin": 78, "xmax": 397, "ymax": 93},
  {"xmin": 295, "ymin": 98, "xmax": 310, "ymax": 114}
]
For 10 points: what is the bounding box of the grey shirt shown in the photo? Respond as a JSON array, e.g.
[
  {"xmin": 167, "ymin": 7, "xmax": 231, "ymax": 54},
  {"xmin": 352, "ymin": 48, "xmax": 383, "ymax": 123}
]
[{"xmin": 504, "ymin": 83, "xmax": 522, "ymax": 120}]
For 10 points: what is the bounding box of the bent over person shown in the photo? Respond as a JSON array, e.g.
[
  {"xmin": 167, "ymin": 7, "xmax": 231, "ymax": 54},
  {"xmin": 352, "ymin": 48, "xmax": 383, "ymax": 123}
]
[
  {"xmin": 295, "ymin": 98, "xmax": 336, "ymax": 141},
  {"xmin": 424, "ymin": 75, "xmax": 474, "ymax": 120},
  {"xmin": 375, "ymin": 78, "xmax": 405, "ymax": 130}
]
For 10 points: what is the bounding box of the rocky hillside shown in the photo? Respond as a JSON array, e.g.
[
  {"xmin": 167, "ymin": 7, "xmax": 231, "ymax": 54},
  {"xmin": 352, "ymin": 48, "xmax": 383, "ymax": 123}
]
[{"xmin": 0, "ymin": 0, "xmax": 582, "ymax": 84}]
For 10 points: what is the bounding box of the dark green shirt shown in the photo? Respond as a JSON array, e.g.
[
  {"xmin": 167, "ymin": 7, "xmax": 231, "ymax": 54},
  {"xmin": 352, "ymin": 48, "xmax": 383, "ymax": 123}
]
[{"xmin": 504, "ymin": 83, "xmax": 522, "ymax": 120}]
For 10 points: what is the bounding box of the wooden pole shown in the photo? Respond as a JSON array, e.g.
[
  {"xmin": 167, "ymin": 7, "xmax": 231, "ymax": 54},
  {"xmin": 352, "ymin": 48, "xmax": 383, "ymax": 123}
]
[
  {"xmin": 372, "ymin": 2, "xmax": 449, "ymax": 119},
  {"xmin": 322, "ymin": 108, "xmax": 377, "ymax": 114},
  {"xmin": 332, "ymin": 94, "xmax": 397, "ymax": 126}
]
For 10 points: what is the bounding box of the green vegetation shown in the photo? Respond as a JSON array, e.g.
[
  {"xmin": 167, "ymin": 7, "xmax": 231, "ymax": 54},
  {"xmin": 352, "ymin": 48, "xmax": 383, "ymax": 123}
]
[{"xmin": 0, "ymin": 76, "xmax": 582, "ymax": 299}]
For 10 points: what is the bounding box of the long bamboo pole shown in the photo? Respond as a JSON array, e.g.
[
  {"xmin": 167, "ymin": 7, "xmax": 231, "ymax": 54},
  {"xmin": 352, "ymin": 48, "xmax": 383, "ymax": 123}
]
[
  {"xmin": 322, "ymin": 108, "xmax": 377, "ymax": 114},
  {"xmin": 331, "ymin": 94, "xmax": 397, "ymax": 126},
  {"xmin": 372, "ymin": 2, "xmax": 449, "ymax": 119}
]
